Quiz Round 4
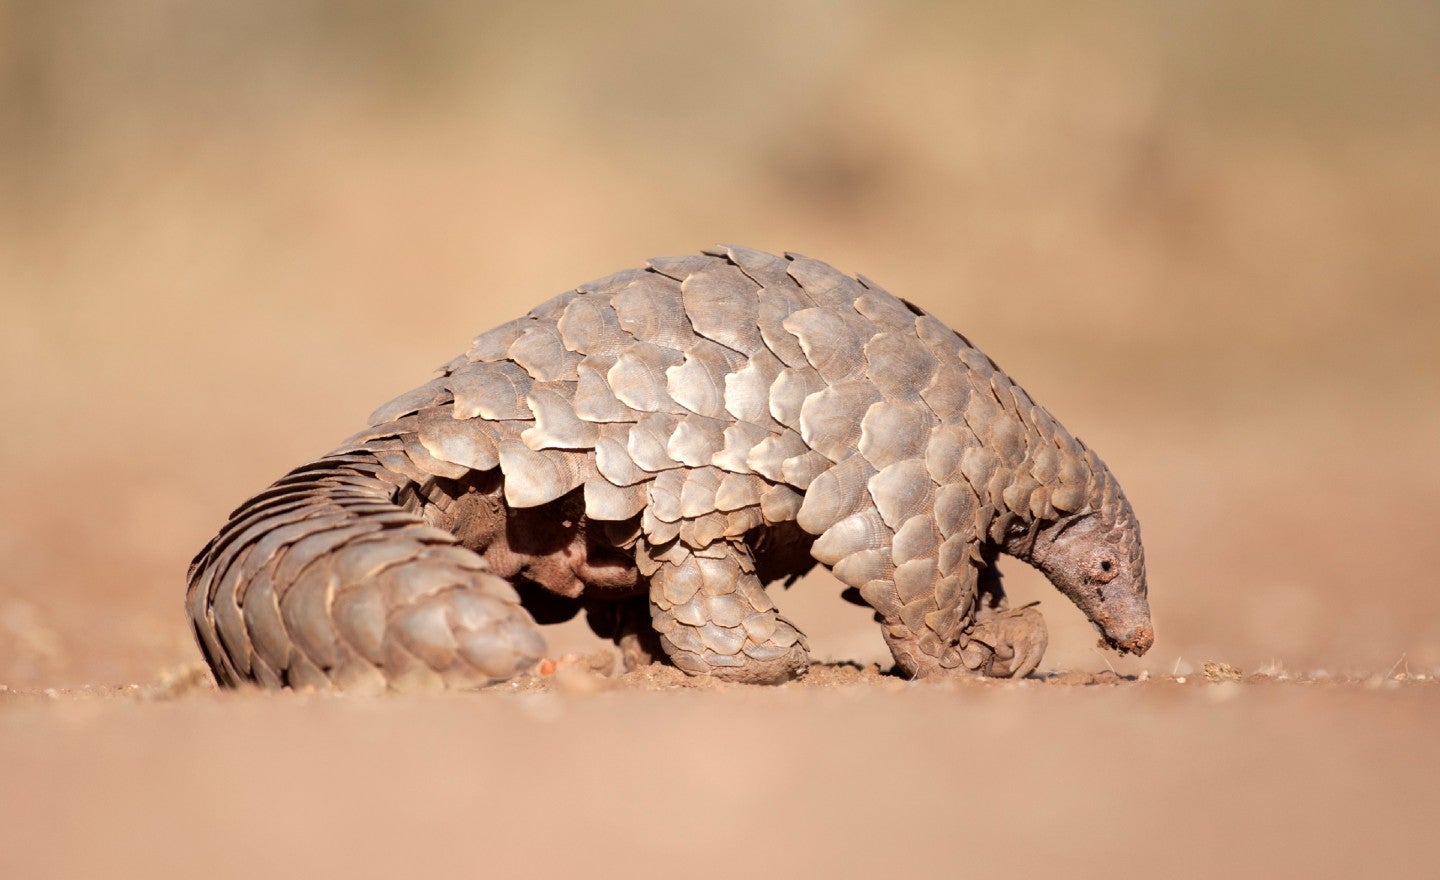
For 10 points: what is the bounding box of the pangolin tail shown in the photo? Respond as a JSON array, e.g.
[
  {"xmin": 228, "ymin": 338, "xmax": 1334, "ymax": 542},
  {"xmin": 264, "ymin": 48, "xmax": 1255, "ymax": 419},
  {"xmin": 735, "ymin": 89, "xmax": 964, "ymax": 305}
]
[{"xmin": 185, "ymin": 444, "xmax": 544, "ymax": 692}]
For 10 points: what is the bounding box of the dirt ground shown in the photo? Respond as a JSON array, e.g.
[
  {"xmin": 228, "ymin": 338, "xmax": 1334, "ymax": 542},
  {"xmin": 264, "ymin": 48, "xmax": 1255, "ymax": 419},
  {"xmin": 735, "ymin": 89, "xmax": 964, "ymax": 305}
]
[
  {"xmin": 4, "ymin": 666, "xmax": 1438, "ymax": 878},
  {"xmin": 2, "ymin": 3, "xmax": 1438, "ymax": 878}
]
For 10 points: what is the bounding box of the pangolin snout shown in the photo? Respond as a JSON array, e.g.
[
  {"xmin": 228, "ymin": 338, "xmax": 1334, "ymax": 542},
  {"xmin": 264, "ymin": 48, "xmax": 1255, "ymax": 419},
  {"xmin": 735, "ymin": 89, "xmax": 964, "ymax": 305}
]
[{"xmin": 1116, "ymin": 623, "xmax": 1154, "ymax": 656}]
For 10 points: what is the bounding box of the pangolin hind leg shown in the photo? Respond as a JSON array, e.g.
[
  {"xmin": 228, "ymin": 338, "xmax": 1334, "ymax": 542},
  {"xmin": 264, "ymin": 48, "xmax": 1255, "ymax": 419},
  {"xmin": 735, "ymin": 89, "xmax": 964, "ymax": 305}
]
[
  {"xmin": 863, "ymin": 541, "xmax": 1046, "ymax": 680},
  {"xmin": 869, "ymin": 555, "xmax": 978, "ymax": 680},
  {"xmin": 644, "ymin": 540, "xmax": 809, "ymax": 683},
  {"xmin": 584, "ymin": 595, "xmax": 664, "ymax": 671}
]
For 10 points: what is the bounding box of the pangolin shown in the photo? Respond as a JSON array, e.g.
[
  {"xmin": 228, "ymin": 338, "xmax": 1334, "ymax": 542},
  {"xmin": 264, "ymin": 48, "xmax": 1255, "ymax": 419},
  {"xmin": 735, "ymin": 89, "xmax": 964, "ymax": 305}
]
[{"xmin": 187, "ymin": 246, "xmax": 1152, "ymax": 691}]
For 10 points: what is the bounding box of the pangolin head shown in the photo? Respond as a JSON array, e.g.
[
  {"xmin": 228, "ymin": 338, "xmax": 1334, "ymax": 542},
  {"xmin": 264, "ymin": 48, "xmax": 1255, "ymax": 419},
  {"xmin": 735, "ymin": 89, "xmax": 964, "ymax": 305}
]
[{"xmin": 1029, "ymin": 469, "xmax": 1152, "ymax": 656}]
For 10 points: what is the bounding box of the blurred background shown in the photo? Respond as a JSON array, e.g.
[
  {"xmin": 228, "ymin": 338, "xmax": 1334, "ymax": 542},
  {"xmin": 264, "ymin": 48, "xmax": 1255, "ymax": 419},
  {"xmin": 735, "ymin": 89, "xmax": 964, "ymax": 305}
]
[{"xmin": 2, "ymin": 0, "xmax": 1437, "ymax": 687}]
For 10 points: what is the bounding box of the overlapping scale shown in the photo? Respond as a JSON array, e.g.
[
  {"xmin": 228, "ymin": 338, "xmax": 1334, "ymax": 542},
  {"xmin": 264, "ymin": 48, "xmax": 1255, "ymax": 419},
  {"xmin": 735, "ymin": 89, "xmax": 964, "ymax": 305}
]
[
  {"xmin": 497, "ymin": 441, "xmax": 588, "ymax": 508},
  {"xmin": 522, "ymin": 385, "xmax": 600, "ymax": 451},
  {"xmin": 612, "ymin": 275, "xmax": 696, "ymax": 350},
  {"xmin": 768, "ymin": 366, "xmax": 826, "ymax": 432},
  {"xmin": 447, "ymin": 360, "xmax": 533, "ymax": 421},
  {"xmin": 681, "ymin": 263, "xmax": 764, "ymax": 355},
  {"xmin": 798, "ymin": 379, "xmax": 882, "ymax": 463},
  {"xmin": 719, "ymin": 243, "xmax": 798, "ymax": 291},
  {"xmin": 723, "ymin": 348, "xmax": 783, "ymax": 430},
  {"xmin": 666, "ymin": 339, "xmax": 743, "ymax": 419},
  {"xmin": 574, "ymin": 356, "xmax": 637, "ymax": 423},
  {"xmin": 608, "ymin": 342, "xmax": 686, "ymax": 413},
  {"xmin": 466, "ymin": 317, "xmax": 531, "ymax": 362},
  {"xmin": 782, "ymin": 307, "xmax": 875, "ymax": 384},
  {"xmin": 785, "ymin": 252, "xmax": 867, "ymax": 307},
  {"xmin": 557, "ymin": 296, "xmax": 631, "ymax": 355},
  {"xmin": 667, "ymin": 414, "xmax": 727, "ymax": 468},
  {"xmin": 858, "ymin": 401, "xmax": 935, "ymax": 469},
  {"xmin": 509, "ymin": 325, "xmax": 582, "ymax": 381},
  {"xmin": 416, "ymin": 407, "xmax": 500, "ymax": 472},
  {"xmin": 796, "ymin": 455, "xmax": 878, "ymax": 536}
]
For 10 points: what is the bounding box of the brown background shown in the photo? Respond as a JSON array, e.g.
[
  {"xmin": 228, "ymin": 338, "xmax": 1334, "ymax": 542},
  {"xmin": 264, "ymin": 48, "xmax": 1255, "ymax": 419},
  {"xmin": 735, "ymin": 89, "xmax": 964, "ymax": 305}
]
[{"xmin": 2, "ymin": 3, "xmax": 1438, "ymax": 877}]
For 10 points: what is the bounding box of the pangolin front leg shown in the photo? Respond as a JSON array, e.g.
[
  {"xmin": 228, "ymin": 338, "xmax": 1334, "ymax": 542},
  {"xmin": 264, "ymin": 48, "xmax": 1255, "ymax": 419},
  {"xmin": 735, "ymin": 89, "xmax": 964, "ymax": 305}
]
[
  {"xmin": 965, "ymin": 605, "xmax": 1048, "ymax": 679},
  {"xmin": 962, "ymin": 560, "xmax": 1049, "ymax": 678}
]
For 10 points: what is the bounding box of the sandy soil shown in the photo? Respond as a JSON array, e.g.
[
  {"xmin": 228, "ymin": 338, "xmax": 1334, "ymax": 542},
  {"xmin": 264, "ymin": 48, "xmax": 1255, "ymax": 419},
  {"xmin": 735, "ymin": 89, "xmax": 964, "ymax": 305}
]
[
  {"xmin": 3, "ymin": 4, "xmax": 1438, "ymax": 878},
  {"xmin": 4, "ymin": 665, "xmax": 1437, "ymax": 879}
]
